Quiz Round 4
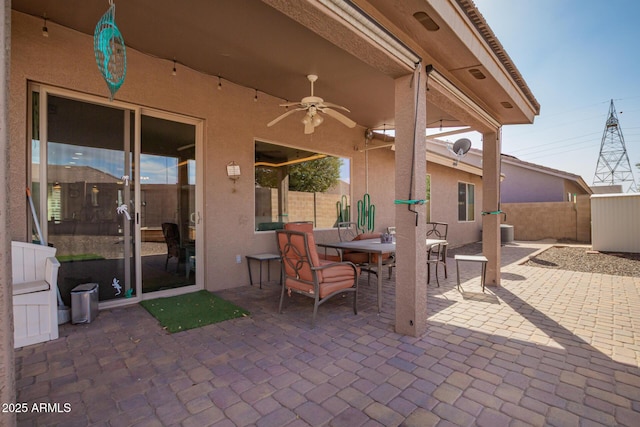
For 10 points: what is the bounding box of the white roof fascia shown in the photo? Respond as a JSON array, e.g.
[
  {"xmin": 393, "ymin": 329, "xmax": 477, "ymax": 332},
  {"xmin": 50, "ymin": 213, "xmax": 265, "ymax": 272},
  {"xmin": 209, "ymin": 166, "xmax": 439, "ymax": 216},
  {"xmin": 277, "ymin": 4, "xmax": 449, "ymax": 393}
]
[{"xmin": 426, "ymin": 150, "xmax": 483, "ymax": 176}]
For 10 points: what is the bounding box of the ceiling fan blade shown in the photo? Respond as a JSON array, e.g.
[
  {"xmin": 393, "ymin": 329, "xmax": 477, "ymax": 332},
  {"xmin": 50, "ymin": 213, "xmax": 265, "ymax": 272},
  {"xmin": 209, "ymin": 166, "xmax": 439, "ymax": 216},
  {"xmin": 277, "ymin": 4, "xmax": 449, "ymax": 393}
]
[
  {"xmin": 267, "ymin": 108, "xmax": 305, "ymax": 127},
  {"xmin": 322, "ymin": 108, "xmax": 356, "ymax": 128},
  {"xmin": 321, "ymin": 102, "xmax": 350, "ymax": 113}
]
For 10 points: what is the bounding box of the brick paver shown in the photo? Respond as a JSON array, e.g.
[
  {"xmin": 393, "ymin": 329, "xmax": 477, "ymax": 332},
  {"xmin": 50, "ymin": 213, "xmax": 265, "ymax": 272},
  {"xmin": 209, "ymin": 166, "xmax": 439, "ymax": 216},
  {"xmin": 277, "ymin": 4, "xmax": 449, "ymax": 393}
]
[{"xmin": 14, "ymin": 241, "xmax": 640, "ymax": 425}]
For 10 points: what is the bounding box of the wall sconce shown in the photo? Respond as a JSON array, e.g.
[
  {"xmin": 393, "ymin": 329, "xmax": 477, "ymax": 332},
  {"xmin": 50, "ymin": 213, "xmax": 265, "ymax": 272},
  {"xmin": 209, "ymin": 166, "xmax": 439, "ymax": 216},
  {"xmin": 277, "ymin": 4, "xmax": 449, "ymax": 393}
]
[
  {"xmin": 227, "ymin": 161, "xmax": 240, "ymax": 192},
  {"xmin": 227, "ymin": 161, "xmax": 241, "ymax": 181}
]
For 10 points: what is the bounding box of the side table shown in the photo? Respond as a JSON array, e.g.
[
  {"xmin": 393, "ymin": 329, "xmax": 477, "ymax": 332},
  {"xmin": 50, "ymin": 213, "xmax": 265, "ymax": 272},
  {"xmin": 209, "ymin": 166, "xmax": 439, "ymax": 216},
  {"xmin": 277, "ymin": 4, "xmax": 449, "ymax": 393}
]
[
  {"xmin": 246, "ymin": 253, "xmax": 281, "ymax": 289},
  {"xmin": 454, "ymin": 254, "xmax": 488, "ymax": 292}
]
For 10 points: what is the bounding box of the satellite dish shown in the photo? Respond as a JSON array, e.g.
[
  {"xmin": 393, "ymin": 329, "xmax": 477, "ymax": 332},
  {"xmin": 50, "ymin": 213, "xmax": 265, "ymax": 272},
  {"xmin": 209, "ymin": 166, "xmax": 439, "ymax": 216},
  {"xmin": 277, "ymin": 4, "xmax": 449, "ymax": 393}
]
[{"xmin": 447, "ymin": 138, "xmax": 472, "ymax": 166}]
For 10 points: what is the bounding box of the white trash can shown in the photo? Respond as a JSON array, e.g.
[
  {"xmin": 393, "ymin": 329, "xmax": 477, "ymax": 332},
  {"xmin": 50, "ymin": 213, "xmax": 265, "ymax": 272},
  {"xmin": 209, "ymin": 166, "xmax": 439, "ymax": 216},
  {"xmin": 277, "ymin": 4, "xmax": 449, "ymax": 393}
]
[{"xmin": 71, "ymin": 283, "xmax": 99, "ymax": 324}]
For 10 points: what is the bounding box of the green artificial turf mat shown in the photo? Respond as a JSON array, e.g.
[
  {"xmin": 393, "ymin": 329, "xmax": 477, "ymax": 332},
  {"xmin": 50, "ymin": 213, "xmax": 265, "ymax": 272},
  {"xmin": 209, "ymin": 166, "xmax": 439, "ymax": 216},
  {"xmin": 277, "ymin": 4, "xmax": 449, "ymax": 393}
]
[
  {"xmin": 57, "ymin": 253, "xmax": 105, "ymax": 262},
  {"xmin": 140, "ymin": 290, "xmax": 249, "ymax": 333}
]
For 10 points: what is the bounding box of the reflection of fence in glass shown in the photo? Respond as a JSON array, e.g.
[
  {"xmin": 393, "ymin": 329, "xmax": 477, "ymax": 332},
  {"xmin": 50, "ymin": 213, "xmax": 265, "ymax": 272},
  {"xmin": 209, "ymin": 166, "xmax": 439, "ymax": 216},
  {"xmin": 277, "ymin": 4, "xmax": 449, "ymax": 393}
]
[{"xmin": 255, "ymin": 188, "xmax": 349, "ymax": 229}]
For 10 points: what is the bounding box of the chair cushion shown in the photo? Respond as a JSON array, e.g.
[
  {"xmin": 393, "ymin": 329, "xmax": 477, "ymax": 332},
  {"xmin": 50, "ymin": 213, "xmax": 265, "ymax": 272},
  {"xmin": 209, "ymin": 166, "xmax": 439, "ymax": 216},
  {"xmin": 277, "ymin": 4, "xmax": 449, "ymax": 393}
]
[
  {"xmin": 318, "ymin": 253, "xmax": 341, "ymax": 262},
  {"xmin": 353, "ymin": 232, "xmax": 381, "ymax": 241},
  {"xmin": 284, "ymin": 222, "xmax": 313, "ymax": 232},
  {"xmin": 318, "ymin": 278, "xmax": 355, "ymax": 298},
  {"xmin": 343, "ymin": 252, "xmax": 370, "ymax": 264},
  {"xmin": 284, "ymin": 277, "xmax": 314, "ymax": 295},
  {"xmin": 13, "ymin": 280, "xmax": 49, "ymax": 296},
  {"xmin": 278, "ymin": 231, "xmax": 322, "ymax": 282},
  {"xmin": 318, "ymin": 263, "xmax": 356, "ymax": 298}
]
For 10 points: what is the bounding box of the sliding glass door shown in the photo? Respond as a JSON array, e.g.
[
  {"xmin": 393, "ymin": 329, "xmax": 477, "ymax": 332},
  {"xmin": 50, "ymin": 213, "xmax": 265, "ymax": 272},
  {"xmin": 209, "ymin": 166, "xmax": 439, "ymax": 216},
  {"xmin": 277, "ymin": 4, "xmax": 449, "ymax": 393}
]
[
  {"xmin": 30, "ymin": 86, "xmax": 202, "ymax": 307},
  {"xmin": 139, "ymin": 113, "xmax": 198, "ymax": 294},
  {"xmin": 36, "ymin": 93, "xmax": 135, "ymax": 306}
]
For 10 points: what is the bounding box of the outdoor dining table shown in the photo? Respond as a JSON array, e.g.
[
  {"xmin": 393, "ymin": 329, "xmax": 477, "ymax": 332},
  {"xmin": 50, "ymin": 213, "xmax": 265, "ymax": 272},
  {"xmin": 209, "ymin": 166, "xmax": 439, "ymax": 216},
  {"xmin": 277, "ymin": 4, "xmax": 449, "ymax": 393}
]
[{"xmin": 317, "ymin": 238, "xmax": 447, "ymax": 312}]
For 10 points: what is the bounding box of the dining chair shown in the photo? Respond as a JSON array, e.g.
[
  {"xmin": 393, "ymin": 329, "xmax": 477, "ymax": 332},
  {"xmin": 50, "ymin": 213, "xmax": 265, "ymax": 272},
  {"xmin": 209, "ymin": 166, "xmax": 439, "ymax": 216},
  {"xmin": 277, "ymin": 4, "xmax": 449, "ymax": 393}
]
[
  {"xmin": 426, "ymin": 221, "xmax": 449, "ymax": 279},
  {"xmin": 337, "ymin": 221, "xmax": 360, "ymax": 242},
  {"xmin": 338, "ymin": 223, "xmax": 394, "ymax": 280},
  {"xmin": 385, "ymin": 226, "xmax": 397, "ymax": 279},
  {"xmin": 162, "ymin": 222, "xmax": 185, "ymax": 273},
  {"xmin": 426, "ymin": 242, "xmax": 445, "ymax": 286},
  {"xmin": 276, "ymin": 229, "xmax": 359, "ymax": 328}
]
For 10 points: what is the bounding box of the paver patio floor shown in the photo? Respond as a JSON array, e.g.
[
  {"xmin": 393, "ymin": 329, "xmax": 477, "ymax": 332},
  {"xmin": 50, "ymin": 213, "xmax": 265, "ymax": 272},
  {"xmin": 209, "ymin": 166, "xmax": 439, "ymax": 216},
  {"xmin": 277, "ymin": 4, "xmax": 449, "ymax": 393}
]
[{"xmin": 14, "ymin": 241, "xmax": 640, "ymax": 426}]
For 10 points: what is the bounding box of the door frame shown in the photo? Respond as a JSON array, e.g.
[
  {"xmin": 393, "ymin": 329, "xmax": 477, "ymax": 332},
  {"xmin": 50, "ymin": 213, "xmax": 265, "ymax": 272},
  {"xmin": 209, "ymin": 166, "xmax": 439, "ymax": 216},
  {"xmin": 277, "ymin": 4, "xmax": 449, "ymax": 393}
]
[
  {"xmin": 29, "ymin": 83, "xmax": 205, "ymax": 308},
  {"xmin": 137, "ymin": 108, "xmax": 205, "ymax": 301}
]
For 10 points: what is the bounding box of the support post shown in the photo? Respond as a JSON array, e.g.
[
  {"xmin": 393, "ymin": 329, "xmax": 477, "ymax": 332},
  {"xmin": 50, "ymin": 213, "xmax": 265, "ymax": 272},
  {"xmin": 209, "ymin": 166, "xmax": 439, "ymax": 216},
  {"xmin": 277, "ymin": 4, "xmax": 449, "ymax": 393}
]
[
  {"xmin": 481, "ymin": 130, "xmax": 501, "ymax": 286},
  {"xmin": 394, "ymin": 68, "xmax": 427, "ymax": 336},
  {"xmin": 0, "ymin": 2, "xmax": 17, "ymax": 425}
]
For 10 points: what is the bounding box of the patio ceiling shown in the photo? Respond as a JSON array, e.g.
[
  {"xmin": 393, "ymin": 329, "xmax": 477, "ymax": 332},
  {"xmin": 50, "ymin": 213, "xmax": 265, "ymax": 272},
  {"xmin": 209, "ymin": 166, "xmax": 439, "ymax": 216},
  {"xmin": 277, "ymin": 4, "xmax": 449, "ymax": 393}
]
[{"xmin": 11, "ymin": 0, "xmax": 539, "ymax": 133}]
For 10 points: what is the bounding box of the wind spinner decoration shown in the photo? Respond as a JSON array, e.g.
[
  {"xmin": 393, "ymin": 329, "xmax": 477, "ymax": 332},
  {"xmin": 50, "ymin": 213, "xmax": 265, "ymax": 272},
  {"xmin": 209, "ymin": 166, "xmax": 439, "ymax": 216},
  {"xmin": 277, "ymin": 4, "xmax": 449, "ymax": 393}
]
[{"xmin": 94, "ymin": 0, "xmax": 127, "ymax": 100}]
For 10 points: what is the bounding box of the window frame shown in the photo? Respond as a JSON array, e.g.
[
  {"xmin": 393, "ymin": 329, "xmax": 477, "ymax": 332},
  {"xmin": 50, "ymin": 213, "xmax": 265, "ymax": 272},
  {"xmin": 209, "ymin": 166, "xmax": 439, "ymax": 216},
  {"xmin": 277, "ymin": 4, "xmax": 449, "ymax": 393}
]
[
  {"xmin": 253, "ymin": 139, "xmax": 351, "ymax": 232},
  {"xmin": 457, "ymin": 181, "xmax": 475, "ymax": 222}
]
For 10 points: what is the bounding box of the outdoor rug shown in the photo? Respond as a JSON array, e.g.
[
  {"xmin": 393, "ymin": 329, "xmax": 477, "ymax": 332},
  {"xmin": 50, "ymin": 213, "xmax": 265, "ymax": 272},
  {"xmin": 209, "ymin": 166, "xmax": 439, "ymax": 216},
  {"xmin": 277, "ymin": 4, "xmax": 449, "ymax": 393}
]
[{"xmin": 140, "ymin": 290, "xmax": 249, "ymax": 333}]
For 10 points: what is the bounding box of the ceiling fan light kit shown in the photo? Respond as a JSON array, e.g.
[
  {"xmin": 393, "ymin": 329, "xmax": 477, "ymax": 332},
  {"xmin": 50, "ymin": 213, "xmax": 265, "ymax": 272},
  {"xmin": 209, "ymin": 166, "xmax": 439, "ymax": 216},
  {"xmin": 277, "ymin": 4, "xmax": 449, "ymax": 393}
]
[{"xmin": 267, "ymin": 75, "xmax": 356, "ymax": 134}]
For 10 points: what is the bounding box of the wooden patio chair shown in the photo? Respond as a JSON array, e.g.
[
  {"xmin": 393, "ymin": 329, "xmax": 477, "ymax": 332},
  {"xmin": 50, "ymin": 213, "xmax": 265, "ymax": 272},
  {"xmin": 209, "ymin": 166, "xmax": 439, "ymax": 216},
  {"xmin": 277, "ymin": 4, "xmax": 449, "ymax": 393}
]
[{"xmin": 276, "ymin": 229, "xmax": 359, "ymax": 328}]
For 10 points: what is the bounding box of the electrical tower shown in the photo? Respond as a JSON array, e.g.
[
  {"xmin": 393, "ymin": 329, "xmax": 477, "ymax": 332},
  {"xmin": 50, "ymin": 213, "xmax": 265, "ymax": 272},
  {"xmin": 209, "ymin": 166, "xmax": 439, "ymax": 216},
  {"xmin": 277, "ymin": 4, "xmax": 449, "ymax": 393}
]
[{"xmin": 593, "ymin": 99, "xmax": 637, "ymax": 192}]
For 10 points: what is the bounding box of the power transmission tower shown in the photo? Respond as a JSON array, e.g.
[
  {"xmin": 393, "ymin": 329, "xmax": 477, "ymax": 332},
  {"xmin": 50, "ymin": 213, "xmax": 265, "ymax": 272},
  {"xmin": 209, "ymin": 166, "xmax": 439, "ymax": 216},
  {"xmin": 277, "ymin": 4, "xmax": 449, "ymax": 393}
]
[{"xmin": 593, "ymin": 99, "xmax": 637, "ymax": 192}]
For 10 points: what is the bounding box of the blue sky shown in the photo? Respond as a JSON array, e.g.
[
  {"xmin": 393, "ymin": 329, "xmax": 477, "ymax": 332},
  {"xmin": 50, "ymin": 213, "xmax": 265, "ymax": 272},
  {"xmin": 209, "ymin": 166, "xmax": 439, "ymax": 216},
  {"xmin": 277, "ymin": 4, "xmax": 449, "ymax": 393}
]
[{"xmin": 452, "ymin": 0, "xmax": 640, "ymax": 191}]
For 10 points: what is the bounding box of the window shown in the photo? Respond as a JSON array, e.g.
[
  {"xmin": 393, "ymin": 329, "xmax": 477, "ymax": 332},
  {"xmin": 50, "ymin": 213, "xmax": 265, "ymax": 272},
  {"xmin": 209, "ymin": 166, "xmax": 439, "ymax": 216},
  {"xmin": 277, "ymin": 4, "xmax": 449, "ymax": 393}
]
[
  {"xmin": 254, "ymin": 141, "xmax": 350, "ymax": 230},
  {"xmin": 458, "ymin": 182, "xmax": 475, "ymax": 222}
]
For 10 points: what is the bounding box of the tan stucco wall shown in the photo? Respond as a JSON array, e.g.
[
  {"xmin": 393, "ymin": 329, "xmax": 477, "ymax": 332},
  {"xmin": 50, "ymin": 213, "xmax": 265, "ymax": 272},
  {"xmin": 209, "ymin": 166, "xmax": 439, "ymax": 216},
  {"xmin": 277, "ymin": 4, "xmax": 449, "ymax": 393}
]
[
  {"xmin": 9, "ymin": 12, "xmax": 399, "ymax": 290},
  {"xmin": 564, "ymin": 179, "xmax": 588, "ymax": 200},
  {"xmin": 427, "ymin": 162, "xmax": 483, "ymax": 247},
  {"xmin": 501, "ymin": 198, "xmax": 591, "ymax": 243},
  {"xmin": 10, "ymin": 11, "xmax": 487, "ymax": 290}
]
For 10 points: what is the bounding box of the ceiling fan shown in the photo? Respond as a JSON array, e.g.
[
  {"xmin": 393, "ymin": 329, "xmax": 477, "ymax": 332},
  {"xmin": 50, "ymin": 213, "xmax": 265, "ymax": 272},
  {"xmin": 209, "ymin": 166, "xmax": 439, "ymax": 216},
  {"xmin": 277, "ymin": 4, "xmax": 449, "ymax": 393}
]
[{"xmin": 267, "ymin": 74, "xmax": 356, "ymax": 134}]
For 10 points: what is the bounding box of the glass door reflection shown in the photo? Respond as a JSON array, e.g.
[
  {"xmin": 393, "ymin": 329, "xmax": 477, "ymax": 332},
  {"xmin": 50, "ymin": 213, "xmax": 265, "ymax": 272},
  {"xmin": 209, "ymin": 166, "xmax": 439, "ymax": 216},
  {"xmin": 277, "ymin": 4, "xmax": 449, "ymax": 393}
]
[
  {"xmin": 140, "ymin": 115, "xmax": 197, "ymax": 293},
  {"xmin": 42, "ymin": 94, "xmax": 136, "ymax": 305}
]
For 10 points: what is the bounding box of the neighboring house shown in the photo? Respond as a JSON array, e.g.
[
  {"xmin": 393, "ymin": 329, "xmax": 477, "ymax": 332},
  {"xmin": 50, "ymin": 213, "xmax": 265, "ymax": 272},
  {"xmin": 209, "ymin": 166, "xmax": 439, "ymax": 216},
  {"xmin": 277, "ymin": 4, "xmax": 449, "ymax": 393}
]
[
  {"xmin": 3, "ymin": 0, "xmax": 539, "ymax": 355},
  {"xmin": 424, "ymin": 139, "xmax": 595, "ymax": 243},
  {"xmin": 425, "ymin": 141, "xmax": 485, "ymax": 247},
  {"xmin": 427, "ymin": 139, "xmax": 592, "ymax": 203},
  {"xmin": 497, "ymin": 155, "xmax": 592, "ymax": 203}
]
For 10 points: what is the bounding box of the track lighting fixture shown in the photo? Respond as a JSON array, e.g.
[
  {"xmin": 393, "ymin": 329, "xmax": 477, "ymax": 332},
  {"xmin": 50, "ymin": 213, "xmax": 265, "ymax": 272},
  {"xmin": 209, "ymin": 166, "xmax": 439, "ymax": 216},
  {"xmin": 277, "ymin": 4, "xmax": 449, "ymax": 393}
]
[
  {"xmin": 217, "ymin": 75, "xmax": 222, "ymax": 90},
  {"xmin": 172, "ymin": 59, "xmax": 177, "ymax": 76},
  {"xmin": 254, "ymin": 89, "xmax": 258, "ymax": 102}
]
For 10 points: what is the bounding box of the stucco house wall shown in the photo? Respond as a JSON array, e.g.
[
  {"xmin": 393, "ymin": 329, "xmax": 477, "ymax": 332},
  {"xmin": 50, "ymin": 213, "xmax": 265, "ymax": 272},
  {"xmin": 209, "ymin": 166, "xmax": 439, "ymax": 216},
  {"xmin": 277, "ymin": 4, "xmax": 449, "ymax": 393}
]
[
  {"xmin": 10, "ymin": 12, "xmax": 486, "ymax": 292},
  {"xmin": 10, "ymin": 12, "xmax": 384, "ymax": 291},
  {"xmin": 428, "ymin": 162, "xmax": 483, "ymax": 247},
  {"xmin": 500, "ymin": 163, "xmax": 566, "ymax": 203}
]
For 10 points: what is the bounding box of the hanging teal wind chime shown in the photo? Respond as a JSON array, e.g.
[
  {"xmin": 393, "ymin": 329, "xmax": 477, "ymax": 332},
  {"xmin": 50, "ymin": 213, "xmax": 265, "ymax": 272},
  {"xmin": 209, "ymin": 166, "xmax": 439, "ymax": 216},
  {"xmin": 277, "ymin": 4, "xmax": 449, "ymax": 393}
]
[{"xmin": 94, "ymin": 0, "xmax": 127, "ymax": 100}]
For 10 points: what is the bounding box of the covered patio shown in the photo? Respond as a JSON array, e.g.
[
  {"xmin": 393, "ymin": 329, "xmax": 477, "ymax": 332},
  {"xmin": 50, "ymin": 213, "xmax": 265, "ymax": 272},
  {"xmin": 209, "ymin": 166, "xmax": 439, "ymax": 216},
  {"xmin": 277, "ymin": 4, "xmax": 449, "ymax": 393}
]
[
  {"xmin": 3, "ymin": 0, "xmax": 541, "ymax": 423},
  {"xmin": 15, "ymin": 242, "xmax": 640, "ymax": 426}
]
